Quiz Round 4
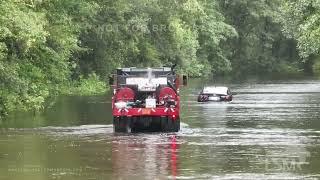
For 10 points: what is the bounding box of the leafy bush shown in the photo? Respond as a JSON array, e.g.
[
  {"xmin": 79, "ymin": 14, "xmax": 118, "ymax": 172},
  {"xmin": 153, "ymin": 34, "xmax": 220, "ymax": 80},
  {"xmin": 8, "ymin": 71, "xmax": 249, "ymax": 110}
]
[
  {"xmin": 63, "ymin": 73, "xmax": 107, "ymax": 96},
  {"xmin": 275, "ymin": 62, "xmax": 303, "ymax": 76},
  {"xmin": 313, "ymin": 57, "xmax": 320, "ymax": 75}
]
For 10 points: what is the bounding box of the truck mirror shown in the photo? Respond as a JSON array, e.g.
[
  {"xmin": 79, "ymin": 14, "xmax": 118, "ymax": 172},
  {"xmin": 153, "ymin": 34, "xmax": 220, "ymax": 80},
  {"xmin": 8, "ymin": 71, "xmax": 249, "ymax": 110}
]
[
  {"xmin": 109, "ymin": 75, "xmax": 114, "ymax": 86},
  {"xmin": 183, "ymin": 75, "xmax": 188, "ymax": 86}
]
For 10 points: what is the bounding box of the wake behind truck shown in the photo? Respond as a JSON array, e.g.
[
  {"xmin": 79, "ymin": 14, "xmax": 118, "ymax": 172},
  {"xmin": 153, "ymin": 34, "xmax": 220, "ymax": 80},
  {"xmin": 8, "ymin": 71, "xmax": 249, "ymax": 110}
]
[{"xmin": 110, "ymin": 67, "xmax": 187, "ymax": 133}]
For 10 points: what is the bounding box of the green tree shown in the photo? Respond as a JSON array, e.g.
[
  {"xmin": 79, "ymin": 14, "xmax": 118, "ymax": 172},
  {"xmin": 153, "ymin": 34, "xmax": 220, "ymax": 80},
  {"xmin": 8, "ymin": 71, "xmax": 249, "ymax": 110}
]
[
  {"xmin": 219, "ymin": 0, "xmax": 301, "ymax": 75},
  {"xmin": 278, "ymin": 0, "xmax": 320, "ymax": 73},
  {"xmin": 0, "ymin": 0, "xmax": 100, "ymax": 117}
]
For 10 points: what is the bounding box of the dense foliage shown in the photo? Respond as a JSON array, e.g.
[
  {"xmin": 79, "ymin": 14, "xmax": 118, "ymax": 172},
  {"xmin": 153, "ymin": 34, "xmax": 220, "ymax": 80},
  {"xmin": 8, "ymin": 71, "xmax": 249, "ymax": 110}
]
[
  {"xmin": 0, "ymin": 0, "xmax": 100, "ymax": 117},
  {"xmin": 1, "ymin": 0, "xmax": 320, "ymax": 117},
  {"xmin": 219, "ymin": 0, "xmax": 300, "ymax": 75},
  {"xmin": 278, "ymin": 0, "xmax": 320, "ymax": 73}
]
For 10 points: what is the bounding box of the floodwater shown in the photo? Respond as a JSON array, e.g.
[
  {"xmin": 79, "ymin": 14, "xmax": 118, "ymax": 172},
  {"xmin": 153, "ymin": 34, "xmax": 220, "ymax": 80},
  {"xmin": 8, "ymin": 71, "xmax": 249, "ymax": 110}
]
[{"xmin": 1, "ymin": 77, "xmax": 320, "ymax": 180}]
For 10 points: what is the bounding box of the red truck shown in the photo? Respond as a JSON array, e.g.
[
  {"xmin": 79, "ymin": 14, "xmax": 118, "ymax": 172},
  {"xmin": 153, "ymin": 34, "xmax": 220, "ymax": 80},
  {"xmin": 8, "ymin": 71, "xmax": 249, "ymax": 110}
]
[{"xmin": 110, "ymin": 67, "xmax": 187, "ymax": 133}]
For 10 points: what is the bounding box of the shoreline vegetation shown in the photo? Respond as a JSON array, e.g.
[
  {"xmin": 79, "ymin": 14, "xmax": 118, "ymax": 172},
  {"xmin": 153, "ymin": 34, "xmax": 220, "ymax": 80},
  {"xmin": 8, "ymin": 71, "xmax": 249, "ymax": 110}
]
[
  {"xmin": 1, "ymin": 0, "xmax": 320, "ymax": 119},
  {"xmin": 61, "ymin": 73, "xmax": 107, "ymax": 96}
]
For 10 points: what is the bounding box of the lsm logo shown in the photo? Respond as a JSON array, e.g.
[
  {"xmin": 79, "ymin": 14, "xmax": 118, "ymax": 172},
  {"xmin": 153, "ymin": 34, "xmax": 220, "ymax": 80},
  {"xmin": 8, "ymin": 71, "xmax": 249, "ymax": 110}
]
[{"xmin": 256, "ymin": 152, "xmax": 310, "ymax": 171}]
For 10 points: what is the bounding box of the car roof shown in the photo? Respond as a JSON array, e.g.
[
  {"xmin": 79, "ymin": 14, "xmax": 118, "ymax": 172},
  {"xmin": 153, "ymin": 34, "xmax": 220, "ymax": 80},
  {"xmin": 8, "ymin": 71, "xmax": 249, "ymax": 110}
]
[{"xmin": 202, "ymin": 86, "xmax": 229, "ymax": 95}]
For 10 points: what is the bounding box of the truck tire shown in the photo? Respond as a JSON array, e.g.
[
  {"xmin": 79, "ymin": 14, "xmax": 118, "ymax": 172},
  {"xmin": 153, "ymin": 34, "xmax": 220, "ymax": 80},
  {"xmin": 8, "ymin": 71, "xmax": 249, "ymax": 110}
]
[
  {"xmin": 113, "ymin": 116, "xmax": 131, "ymax": 133},
  {"xmin": 173, "ymin": 118, "xmax": 180, "ymax": 132},
  {"xmin": 161, "ymin": 117, "xmax": 180, "ymax": 132}
]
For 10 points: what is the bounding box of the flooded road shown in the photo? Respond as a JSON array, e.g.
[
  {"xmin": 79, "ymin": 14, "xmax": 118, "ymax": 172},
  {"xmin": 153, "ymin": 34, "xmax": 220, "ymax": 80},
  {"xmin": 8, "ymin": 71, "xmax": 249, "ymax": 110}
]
[{"xmin": 1, "ymin": 78, "xmax": 320, "ymax": 179}]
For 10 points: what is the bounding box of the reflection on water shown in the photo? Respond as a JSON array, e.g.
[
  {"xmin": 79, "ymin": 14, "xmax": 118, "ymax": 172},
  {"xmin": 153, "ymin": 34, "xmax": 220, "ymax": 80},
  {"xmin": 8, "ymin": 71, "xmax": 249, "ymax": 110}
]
[
  {"xmin": 112, "ymin": 134, "xmax": 179, "ymax": 179},
  {"xmin": 0, "ymin": 125, "xmax": 182, "ymax": 180},
  {"xmin": 1, "ymin": 78, "xmax": 320, "ymax": 179}
]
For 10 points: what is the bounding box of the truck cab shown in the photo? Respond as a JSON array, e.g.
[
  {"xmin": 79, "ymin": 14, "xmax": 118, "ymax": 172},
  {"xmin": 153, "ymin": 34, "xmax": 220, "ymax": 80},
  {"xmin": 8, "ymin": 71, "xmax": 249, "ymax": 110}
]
[{"xmin": 110, "ymin": 67, "xmax": 186, "ymax": 133}]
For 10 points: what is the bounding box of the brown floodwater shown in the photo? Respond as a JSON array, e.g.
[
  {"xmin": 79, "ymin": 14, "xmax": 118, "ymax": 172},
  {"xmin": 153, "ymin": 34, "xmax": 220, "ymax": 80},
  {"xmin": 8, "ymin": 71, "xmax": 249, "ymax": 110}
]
[{"xmin": 1, "ymin": 77, "xmax": 320, "ymax": 179}]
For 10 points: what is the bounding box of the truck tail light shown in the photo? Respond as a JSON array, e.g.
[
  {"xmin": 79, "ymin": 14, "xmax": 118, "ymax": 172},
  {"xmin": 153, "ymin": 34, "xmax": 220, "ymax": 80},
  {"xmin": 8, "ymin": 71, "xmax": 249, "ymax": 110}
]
[{"xmin": 172, "ymin": 115, "xmax": 177, "ymax": 120}]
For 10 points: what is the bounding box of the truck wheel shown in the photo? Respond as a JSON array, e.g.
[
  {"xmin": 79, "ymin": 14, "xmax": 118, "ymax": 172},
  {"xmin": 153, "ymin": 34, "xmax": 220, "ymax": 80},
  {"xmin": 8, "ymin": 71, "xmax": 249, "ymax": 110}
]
[
  {"xmin": 113, "ymin": 116, "xmax": 123, "ymax": 132},
  {"xmin": 161, "ymin": 117, "xmax": 180, "ymax": 132},
  {"xmin": 160, "ymin": 117, "xmax": 169, "ymax": 132},
  {"xmin": 173, "ymin": 118, "xmax": 180, "ymax": 132},
  {"xmin": 113, "ymin": 117, "xmax": 131, "ymax": 133}
]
